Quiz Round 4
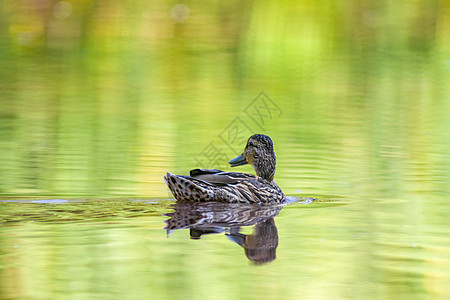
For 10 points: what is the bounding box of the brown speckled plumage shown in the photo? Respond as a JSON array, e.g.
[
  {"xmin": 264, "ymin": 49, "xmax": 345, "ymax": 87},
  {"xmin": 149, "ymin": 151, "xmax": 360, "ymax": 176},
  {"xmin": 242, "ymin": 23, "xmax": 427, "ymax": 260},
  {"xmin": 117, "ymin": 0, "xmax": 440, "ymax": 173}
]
[{"xmin": 164, "ymin": 134, "xmax": 285, "ymax": 204}]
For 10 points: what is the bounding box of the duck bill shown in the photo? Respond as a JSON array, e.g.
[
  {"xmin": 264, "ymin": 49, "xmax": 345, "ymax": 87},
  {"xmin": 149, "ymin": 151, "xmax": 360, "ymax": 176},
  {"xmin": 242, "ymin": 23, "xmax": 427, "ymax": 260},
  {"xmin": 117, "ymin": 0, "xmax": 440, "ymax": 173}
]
[{"xmin": 229, "ymin": 153, "xmax": 247, "ymax": 167}]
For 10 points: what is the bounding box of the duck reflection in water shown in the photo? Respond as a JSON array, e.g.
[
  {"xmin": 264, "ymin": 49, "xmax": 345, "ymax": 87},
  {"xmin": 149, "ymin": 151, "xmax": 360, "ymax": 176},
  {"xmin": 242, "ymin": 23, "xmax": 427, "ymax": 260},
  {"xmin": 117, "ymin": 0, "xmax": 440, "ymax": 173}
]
[{"xmin": 164, "ymin": 202, "xmax": 282, "ymax": 264}]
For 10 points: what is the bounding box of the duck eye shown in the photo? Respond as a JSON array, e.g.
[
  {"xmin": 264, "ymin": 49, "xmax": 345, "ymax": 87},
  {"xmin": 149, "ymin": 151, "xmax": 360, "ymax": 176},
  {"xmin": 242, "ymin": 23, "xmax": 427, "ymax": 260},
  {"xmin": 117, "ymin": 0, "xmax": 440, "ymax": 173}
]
[{"xmin": 248, "ymin": 141, "xmax": 254, "ymax": 147}]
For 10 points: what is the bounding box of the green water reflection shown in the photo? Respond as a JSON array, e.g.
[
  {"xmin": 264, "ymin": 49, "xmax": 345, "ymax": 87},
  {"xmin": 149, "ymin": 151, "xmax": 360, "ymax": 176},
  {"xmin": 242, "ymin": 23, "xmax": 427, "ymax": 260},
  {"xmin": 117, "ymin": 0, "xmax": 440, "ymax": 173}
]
[
  {"xmin": 1, "ymin": 199, "xmax": 449, "ymax": 299},
  {"xmin": 1, "ymin": 0, "xmax": 449, "ymax": 299}
]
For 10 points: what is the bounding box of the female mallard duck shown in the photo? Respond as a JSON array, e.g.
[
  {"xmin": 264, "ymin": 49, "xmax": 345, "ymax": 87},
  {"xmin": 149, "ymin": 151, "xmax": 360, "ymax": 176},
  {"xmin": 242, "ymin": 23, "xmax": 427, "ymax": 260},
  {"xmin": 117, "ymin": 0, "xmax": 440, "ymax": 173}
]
[{"xmin": 164, "ymin": 134, "xmax": 285, "ymax": 204}]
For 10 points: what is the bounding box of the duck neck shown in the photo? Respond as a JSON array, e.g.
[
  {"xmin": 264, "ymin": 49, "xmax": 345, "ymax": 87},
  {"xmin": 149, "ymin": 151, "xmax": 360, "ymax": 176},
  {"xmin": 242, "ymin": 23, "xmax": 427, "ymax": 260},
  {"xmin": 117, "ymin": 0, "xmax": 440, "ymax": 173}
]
[{"xmin": 253, "ymin": 154, "xmax": 276, "ymax": 182}]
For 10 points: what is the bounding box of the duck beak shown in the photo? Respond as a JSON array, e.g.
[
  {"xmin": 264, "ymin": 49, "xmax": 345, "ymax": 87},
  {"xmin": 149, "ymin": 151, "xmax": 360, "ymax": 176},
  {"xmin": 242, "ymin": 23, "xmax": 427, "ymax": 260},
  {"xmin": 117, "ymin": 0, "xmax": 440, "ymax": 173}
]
[
  {"xmin": 226, "ymin": 233, "xmax": 245, "ymax": 246},
  {"xmin": 229, "ymin": 153, "xmax": 247, "ymax": 167}
]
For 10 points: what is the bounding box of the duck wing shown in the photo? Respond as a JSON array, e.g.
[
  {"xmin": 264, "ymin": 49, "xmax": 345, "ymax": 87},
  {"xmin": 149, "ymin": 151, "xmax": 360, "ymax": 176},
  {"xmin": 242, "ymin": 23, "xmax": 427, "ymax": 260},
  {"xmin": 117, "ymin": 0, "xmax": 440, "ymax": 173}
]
[
  {"xmin": 164, "ymin": 169, "xmax": 284, "ymax": 204},
  {"xmin": 189, "ymin": 168, "xmax": 256, "ymax": 186},
  {"xmin": 189, "ymin": 169, "xmax": 284, "ymax": 203}
]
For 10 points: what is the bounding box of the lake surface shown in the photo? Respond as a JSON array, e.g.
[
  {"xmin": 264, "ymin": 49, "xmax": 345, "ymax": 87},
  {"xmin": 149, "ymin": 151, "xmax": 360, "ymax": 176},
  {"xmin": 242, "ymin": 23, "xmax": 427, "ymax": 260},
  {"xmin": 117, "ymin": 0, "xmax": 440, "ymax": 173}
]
[{"xmin": 1, "ymin": 1, "xmax": 449, "ymax": 299}]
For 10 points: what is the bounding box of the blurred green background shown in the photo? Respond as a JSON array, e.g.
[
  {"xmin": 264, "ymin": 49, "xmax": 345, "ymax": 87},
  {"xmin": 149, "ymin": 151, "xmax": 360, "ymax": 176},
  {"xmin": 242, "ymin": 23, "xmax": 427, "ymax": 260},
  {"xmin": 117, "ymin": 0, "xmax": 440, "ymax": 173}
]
[
  {"xmin": 1, "ymin": 0, "xmax": 448, "ymax": 199},
  {"xmin": 0, "ymin": 1, "xmax": 450, "ymax": 299}
]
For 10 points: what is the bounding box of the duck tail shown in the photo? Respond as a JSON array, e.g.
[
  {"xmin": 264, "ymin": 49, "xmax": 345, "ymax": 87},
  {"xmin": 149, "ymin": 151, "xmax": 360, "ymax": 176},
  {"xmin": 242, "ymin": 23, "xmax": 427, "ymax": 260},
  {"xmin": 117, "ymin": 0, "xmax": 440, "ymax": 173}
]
[{"xmin": 164, "ymin": 173, "xmax": 214, "ymax": 201}]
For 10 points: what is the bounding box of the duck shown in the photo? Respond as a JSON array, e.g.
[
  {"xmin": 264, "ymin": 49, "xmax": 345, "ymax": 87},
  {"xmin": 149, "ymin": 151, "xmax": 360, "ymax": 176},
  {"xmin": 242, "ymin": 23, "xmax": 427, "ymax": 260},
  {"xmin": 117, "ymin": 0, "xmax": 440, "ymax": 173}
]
[{"xmin": 164, "ymin": 134, "xmax": 285, "ymax": 204}]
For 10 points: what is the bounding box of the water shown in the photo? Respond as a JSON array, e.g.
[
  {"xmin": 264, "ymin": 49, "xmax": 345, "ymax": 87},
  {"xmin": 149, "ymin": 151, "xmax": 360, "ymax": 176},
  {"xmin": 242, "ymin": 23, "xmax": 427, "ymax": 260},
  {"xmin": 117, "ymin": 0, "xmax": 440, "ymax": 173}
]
[{"xmin": 1, "ymin": 1, "xmax": 449, "ymax": 299}]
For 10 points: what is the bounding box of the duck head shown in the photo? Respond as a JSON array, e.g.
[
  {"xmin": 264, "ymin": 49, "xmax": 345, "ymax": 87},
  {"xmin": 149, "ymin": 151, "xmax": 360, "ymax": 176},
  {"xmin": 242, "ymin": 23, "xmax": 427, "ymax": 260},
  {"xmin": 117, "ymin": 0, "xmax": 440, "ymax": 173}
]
[{"xmin": 229, "ymin": 134, "xmax": 277, "ymax": 182}]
